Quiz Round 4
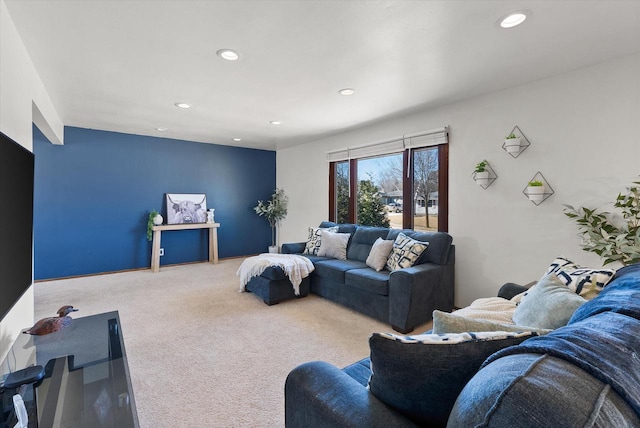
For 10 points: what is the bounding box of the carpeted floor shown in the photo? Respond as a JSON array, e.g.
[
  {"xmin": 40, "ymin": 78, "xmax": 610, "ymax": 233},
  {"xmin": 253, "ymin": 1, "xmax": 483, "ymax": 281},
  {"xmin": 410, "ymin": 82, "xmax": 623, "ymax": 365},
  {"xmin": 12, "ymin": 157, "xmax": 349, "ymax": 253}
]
[{"xmin": 34, "ymin": 259, "xmax": 430, "ymax": 427}]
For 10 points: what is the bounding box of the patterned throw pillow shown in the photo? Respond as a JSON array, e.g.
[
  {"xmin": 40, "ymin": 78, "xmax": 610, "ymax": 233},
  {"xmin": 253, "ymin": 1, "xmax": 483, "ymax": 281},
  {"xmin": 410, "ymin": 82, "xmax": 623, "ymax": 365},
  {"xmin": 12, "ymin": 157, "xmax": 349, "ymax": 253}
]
[
  {"xmin": 368, "ymin": 330, "xmax": 537, "ymax": 426},
  {"xmin": 385, "ymin": 233, "xmax": 428, "ymax": 271},
  {"xmin": 545, "ymin": 256, "xmax": 616, "ymax": 299},
  {"xmin": 303, "ymin": 226, "xmax": 339, "ymax": 255}
]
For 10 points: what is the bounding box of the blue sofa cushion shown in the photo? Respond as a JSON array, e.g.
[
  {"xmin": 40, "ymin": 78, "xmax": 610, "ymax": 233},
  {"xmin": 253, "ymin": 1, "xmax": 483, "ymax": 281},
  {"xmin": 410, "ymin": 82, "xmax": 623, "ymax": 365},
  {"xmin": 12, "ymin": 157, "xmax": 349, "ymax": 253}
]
[
  {"xmin": 368, "ymin": 331, "xmax": 537, "ymax": 427},
  {"xmin": 346, "ymin": 226, "xmax": 390, "ymax": 262},
  {"xmin": 342, "ymin": 358, "xmax": 371, "ymax": 387},
  {"xmin": 386, "ymin": 229, "xmax": 452, "ymax": 265},
  {"xmin": 345, "ymin": 268, "xmax": 390, "ymax": 296},
  {"xmin": 313, "ymin": 259, "xmax": 368, "ymax": 283}
]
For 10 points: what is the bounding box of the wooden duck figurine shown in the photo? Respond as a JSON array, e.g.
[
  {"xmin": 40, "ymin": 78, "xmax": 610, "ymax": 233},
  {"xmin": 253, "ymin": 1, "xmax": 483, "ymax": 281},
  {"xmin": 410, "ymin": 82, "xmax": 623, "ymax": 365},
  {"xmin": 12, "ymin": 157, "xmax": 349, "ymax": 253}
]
[{"xmin": 24, "ymin": 305, "xmax": 79, "ymax": 335}]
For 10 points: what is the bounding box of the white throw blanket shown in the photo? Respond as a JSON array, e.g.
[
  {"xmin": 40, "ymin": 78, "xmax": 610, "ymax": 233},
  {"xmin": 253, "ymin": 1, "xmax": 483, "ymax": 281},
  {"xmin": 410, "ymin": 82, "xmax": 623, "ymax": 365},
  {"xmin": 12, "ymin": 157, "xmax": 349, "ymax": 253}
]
[{"xmin": 236, "ymin": 254, "xmax": 315, "ymax": 295}]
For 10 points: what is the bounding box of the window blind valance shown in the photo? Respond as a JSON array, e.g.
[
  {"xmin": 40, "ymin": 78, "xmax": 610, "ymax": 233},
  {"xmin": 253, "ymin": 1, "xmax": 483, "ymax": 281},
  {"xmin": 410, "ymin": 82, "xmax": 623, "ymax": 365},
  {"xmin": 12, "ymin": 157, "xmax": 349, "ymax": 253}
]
[{"xmin": 326, "ymin": 127, "xmax": 448, "ymax": 162}]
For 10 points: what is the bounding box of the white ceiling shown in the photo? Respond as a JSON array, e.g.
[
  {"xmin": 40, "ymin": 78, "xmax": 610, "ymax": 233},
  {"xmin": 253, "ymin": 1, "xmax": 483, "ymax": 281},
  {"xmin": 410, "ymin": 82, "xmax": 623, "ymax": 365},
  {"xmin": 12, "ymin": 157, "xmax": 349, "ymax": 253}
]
[{"xmin": 5, "ymin": 0, "xmax": 640, "ymax": 150}]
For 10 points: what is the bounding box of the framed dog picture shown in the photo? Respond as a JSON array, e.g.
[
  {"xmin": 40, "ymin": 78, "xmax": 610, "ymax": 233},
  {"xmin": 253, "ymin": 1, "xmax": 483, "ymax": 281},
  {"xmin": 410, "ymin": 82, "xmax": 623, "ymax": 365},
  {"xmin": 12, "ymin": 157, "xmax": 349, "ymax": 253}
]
[{"xmin": 166, "ymin": 193, "xmax": 207, "ymax": 224}]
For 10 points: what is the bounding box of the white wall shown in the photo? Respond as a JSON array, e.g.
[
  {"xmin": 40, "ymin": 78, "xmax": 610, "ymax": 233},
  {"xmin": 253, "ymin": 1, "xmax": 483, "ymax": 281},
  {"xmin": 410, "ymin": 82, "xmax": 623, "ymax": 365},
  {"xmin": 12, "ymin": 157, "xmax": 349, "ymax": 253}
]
[
  {"xmin": 0, "ymin": 0, "xmax": 63, "ymax": 361},
  {"xmin": 277, "ymin": 53, "xmax": 640, "ymax": 307}
]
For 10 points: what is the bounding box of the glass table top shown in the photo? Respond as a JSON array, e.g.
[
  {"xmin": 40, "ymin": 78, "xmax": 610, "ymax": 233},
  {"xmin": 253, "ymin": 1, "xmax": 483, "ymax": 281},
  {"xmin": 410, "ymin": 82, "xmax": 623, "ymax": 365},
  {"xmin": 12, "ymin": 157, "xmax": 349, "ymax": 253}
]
[{"xmin": 0, "ymin": 311, "xmax": 139, "ymax": 428}]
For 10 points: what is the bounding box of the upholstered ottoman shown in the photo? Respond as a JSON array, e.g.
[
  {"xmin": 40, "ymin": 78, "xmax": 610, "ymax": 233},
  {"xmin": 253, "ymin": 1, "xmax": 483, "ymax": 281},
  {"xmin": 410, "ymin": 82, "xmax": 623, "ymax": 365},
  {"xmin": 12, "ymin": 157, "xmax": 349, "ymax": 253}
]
[{"xmin": 244, "ymin": 266, "xmax": 311, "ymax": 305}]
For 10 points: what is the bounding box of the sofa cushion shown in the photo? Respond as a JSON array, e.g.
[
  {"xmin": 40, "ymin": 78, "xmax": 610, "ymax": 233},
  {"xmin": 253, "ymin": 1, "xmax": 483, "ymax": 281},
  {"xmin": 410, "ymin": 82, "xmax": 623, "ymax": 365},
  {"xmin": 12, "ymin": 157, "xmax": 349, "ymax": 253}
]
[
  {"xmin": 365, "ymin": 237, "xmax": 394, "ymax": 271},
  {"xmin": 513, "ymin": 273, "xmax": 587, "ymax": 329},
  {"xmin": 317, "ymin": 230, "xmax": 351, "ymax": 260},
  {"xmin": 345, "ymin": 268, "xmax": 390, "ymax": 296},
  {"xmin": 313, "ymin": 259, "xmax": 368, "ymax": 283},
  {"xmin": 386, "ymin": 229, "xmax": 452, "ymax": 265},
  {"xmin": 368, "ymin": 331, "xmax": 537, "ymax": 427},
  {"xmin": 318, "ymin": 221, "xmax": 358, "ymax": 235},
  {"xmin": 303, "ymin": 226, "xmax": 339, "ymax": 255},
  {"xmin": 346, "ymin": 226, "xmax": 390, "ymax": 262},
  {"xmin": 385, "ymin": 233, "xmax": 428, "ymax": 271},
  {"xmin": 545, "ymin": 256, "xmax": 616, "ymax": 299},
  {"xmin": 342, "ymin": 357, "xmax": 371, "ymax": 387}
]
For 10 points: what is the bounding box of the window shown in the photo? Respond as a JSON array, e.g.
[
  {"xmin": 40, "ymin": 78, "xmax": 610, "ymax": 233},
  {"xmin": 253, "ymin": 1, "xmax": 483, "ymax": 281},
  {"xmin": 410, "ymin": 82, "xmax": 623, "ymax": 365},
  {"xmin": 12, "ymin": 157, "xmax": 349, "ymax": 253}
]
[{"xmin": 328, "ymin": 129, "xmax": 448, "ymax": 232}]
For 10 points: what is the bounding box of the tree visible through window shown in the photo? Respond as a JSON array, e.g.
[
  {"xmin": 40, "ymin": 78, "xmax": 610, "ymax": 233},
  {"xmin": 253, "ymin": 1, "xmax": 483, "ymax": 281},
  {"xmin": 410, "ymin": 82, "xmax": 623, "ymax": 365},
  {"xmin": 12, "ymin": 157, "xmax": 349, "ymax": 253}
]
[{"xmin": 335, "ymin": 161, "xmax": 349, "ymax": 223}]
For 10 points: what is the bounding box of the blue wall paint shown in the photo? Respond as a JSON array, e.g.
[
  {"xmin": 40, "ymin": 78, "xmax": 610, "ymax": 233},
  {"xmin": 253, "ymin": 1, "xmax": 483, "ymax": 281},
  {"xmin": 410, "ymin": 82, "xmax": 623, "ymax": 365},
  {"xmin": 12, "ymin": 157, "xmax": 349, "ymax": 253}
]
[{"xmin": 33, "ymin": 126, "xmax": 275, "ymax": 280}]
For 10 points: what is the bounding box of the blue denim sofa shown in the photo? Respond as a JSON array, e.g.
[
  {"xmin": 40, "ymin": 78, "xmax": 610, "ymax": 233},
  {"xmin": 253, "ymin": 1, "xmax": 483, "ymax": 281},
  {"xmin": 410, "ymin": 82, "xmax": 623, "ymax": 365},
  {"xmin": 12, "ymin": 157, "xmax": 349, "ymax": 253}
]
[
  {"xmin": 281, "ymin": 222, "xmax": 455, "ymax": 334},
  {"xmin": 284, "ymin": 265, "xmax": 640, "ymax": 427}
]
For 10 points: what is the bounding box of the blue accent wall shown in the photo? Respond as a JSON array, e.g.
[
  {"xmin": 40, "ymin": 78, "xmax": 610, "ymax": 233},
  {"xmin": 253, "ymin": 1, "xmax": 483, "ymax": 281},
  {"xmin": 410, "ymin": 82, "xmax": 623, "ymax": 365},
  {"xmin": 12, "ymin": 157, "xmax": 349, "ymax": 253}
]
[{"xmin": 33, "ymin": 126, "xmax": 275, "ymax": 280}]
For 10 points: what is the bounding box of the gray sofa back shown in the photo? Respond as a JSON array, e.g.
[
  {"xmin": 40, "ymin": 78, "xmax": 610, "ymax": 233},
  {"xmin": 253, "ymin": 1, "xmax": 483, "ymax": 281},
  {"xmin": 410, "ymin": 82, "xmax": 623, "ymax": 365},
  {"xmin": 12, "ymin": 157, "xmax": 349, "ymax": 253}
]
[
  {"xmin": 320, "ymin": 222, "xmax": 453, "ymax": 266},
  {"xmin": 386, "ymin": 229, "xmax": 453, "ymax": 265},
  {"xmin": 347, "ymin": 226, "xmax": 390, "ymax": 262}
]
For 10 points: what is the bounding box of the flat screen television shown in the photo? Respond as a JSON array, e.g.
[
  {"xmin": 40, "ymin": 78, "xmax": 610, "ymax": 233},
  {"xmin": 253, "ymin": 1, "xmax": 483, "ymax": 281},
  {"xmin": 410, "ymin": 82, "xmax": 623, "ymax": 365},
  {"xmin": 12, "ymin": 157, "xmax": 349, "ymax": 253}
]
[{"xmin": 0, "ymin": 131, "xmax": 34, "ymax": 322}]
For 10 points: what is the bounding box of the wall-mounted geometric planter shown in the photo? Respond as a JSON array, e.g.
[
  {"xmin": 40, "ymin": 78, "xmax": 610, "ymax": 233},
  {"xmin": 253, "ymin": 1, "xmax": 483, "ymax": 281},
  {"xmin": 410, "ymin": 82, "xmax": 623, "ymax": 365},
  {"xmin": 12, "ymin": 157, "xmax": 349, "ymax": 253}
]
[
  {"xmin": 503, "ymin": 125, "xmax": 531, "ymax": 158},
  {"xmin": 522, "ymin": 171, "xmax": 554, "ymax": 205},
  {"xmin": 472, "ymin": 161, "xmax": 498, "ymax": 190}
]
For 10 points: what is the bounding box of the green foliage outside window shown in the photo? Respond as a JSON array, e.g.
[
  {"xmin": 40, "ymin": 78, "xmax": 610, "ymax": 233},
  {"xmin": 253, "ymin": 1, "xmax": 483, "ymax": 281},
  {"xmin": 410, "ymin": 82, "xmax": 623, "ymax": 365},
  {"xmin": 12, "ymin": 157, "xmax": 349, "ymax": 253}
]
[{"xmin": 358, "ymin": 179, "xmax": 390, "ymax": 227}]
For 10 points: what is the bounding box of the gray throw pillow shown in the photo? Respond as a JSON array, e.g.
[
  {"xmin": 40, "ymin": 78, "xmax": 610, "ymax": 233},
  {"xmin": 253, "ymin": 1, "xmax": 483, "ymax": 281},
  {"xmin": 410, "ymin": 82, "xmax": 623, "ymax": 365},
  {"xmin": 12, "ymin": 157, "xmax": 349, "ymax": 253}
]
[
  {"xmin": 317, "ymin": 230, "xmax": 350, "ymax": 260},
  {"xmin": 365, "ymin": 237, "xmax": 394, "ymax": 271},
  {"xmin": 432, "ymin": 310, "xmax": 553, "ymax": 335},
  {"xmin": 368, "ymin": 331, "xmax": 537, "ymax": 427},
  {"xmin": 512, "ymin": 273, "xmax": 587, "ymax": 329}
]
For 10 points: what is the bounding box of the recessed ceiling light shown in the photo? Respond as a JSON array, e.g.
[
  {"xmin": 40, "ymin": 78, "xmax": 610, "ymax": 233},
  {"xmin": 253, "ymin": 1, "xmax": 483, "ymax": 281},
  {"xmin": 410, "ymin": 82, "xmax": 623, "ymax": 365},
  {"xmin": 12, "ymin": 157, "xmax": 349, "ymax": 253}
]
[
  {"xmin": 217, "ymin": 49, "xmax": 241, "ymax": 61},
  {"xmin": 498, "ymin": 11, "xmax": 528, "ymax": 28},
  {"xmin": 233, "ymin": 138, "xmax": 242, "ymax": 142},
  {"xmin": 270, "ymin": 120, "xmax": 282, "ymax": 125},
  {"xmin": 338, "ymin": 88, "xmax": 355, "ymax": 96},
  {"xmin": 174, "ymin": 102, "xmax": 191, "ymax": 109},
  {"xmin": 156, "ymin": 127, "xmax": 168, "ymax": 132}
]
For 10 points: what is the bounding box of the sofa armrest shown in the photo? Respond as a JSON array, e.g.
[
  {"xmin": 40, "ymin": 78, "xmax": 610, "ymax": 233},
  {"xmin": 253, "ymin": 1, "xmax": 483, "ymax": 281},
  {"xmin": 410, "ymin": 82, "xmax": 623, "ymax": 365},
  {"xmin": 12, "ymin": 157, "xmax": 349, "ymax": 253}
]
[
  {"xmin": 282, "ymin": 242, "xmax": 306, "ymax": 254},
  {"xmin": 497, "ymin": 282, "xmax": 532, "ymax": 300},
  {"xmin": 285, "ymin": 361, "xmax": 418, "ymax": 428},
  {"xmin": 388, "ymin": 262, "xmax": 454, "ymax": 333}
]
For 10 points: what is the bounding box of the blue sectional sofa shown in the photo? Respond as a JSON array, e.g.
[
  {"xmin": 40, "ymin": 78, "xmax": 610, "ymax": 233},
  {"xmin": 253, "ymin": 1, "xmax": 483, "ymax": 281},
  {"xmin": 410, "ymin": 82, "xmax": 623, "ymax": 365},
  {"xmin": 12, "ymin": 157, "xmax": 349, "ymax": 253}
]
[
  {"xmin": 284, "ymin": 265, "xmax": 640, "ymax": 427},
  {"xmin": 281, "ymin": 222, "xmax": 455, "ymax": 334}
]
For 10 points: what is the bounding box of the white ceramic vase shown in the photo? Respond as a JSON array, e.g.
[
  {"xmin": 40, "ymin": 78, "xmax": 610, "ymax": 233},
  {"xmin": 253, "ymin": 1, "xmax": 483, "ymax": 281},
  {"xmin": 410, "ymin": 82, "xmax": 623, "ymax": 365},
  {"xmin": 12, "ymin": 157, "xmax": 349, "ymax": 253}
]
[
  {"xmin": 153, "ymin": 214, "xmax": 163, "ymax": 225},
  {"xmin": 527, "ymin": 185, "xmax": 545, "ymax": 203},
  {"xmin": 504, "ymin": 137, "xmax": 522, "ymax": 154},
  {"xmin": 475, "ymin": 171, "xmax": 490, "ymax": 186}
]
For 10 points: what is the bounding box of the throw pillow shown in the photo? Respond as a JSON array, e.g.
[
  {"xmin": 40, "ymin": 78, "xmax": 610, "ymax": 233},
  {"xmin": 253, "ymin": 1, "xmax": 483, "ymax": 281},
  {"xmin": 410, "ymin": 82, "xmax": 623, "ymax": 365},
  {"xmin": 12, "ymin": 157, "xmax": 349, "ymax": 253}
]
[
  {"xmin": 432, "ymin": 310, "xmax": 553, "ymax": 335},
  {"xmin": 303, "ymin": 226, "xmax": 338, "ymax": 255},
  {"xmin": 368, "ymin": 330, "xmax": 537, "ymax": 427},
  {"xmin": 384, "ymin": 233, "xmax": 428, "ymax": 271},
  {"xmin": 365, "ymin": 237, "xmax": 394, "ymax": 271},
  {"xmin": 317, "ymin": 230, "xmax": 350, "ymax": 260},
  {"xmin": 513, "ymin": 273, "xmax": 587, "ymax": 329},
  {"xmin": 545, "ymin": 256, "xmax": 616, "ymax": 299}
]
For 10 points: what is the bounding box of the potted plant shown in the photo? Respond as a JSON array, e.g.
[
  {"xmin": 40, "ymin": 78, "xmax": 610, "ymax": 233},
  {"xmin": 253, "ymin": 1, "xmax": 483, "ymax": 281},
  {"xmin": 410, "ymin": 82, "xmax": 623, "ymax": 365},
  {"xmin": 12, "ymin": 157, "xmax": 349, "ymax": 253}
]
[
  {"xmin": 564, "ymin": 178, "xmax": 640, "ymax": 265},
  {"xmin": 474, "ymin": 160, "xmax": 490, "ymax": 186},
  {"xmin": 254, "ymin": 188, "xmax": 288, "ymax": 253},
  {"xmin": 146, "ymin": 209, "xmax": 163, "ymax": 241},
  {"xmin": 504, "ymin": 132, "xmax": 522, "ymax": 154},
  {"xmin": 526, "ymin": 180, "xmax": 545, "ymax": 202}
]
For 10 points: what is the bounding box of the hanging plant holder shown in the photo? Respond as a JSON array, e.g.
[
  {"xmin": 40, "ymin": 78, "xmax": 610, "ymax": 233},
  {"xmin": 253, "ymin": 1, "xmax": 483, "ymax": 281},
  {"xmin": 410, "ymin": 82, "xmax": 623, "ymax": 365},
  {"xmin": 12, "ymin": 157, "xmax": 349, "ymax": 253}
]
[
  {"xmin": 502, "ymin": 126, "xmax": 531, "ymax": 158},
  {"xmin": 523, "ymin": 171, "xmax": 554, "ymax": 205},
  {"xmin": 472, "ymin": 161, "xmax": 498, "ymax": 190}
]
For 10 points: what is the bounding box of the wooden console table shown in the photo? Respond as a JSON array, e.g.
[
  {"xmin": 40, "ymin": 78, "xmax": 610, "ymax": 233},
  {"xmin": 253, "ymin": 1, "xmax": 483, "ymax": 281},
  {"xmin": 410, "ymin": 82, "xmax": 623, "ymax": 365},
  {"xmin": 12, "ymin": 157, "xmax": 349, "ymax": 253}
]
[{"xmin": 151, "ymin": 222, "xmax": 220, "ymax": 272}]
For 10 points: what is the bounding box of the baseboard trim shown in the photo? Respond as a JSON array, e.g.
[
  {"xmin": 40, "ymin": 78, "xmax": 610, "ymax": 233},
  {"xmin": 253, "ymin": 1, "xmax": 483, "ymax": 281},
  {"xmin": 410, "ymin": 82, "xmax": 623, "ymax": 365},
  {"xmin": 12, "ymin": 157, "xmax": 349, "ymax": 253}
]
[{"xmin": 34, "ymin": 256, "xmax": 247, "ymax": 283}]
